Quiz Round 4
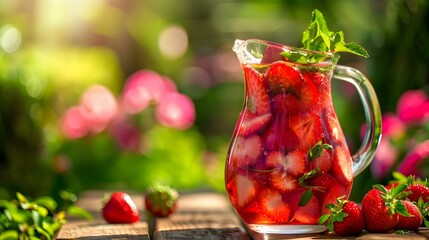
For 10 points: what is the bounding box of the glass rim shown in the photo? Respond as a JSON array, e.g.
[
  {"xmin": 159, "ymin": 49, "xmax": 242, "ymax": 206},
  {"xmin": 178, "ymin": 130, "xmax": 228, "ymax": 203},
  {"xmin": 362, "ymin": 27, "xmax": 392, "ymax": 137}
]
[{"xmin": 236, "ymin": 38, "xmax": 339, "ymax": 64}]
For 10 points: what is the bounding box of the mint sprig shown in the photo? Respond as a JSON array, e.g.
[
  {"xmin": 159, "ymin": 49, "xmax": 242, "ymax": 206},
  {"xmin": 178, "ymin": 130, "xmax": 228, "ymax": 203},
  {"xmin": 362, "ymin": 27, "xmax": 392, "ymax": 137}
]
[{"xmin": 283, "ymin": 9, "xmax": 369, "ymax": 64}]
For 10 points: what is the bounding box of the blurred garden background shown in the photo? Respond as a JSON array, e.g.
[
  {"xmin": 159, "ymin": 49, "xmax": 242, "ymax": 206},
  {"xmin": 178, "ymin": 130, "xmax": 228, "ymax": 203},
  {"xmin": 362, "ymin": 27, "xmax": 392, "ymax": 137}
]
[{"xmin": 0, "ymin": 0, "xmax": 428, "ymax": 202}]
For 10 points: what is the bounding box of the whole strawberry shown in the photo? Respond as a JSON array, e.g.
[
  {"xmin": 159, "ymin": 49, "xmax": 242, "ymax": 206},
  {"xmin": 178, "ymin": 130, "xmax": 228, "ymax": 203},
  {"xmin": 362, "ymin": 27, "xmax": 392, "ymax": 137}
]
[
  {"xmin": 319, "ymin": 197, "xmax": 364, "ymax": 236},
  {"xmin": 396, "ymin": 200, "xmax": 423, "ymax": 231},
  {"xmin": 361, "ymin": 184, "xmax": 409, "ymax": 233},
  {"xmin": 406, "ymin": 184, "xmax": 429, "ymax": 203},
  {"xmin": 145, "ymin": 183, "xmax": 179, "ymax": 218},
  {"xmin": 102, "ymin": 192, "xmax": 140, "ymax": 224}
]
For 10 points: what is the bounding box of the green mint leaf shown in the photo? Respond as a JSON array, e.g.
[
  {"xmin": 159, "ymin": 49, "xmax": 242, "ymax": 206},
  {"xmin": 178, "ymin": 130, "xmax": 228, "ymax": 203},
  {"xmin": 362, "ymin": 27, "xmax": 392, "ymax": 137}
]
[
  {"xmin": 335, "ymin": 42, "xmax": 369, "ymax": 58},
  {"xmin": 299, "ymin": 190, "xmax": 313, "ymax": 206},
  {"xmin": 318, "ymin": 214, "xmax": 330, "ymax": 225},
  {"xmin": 298, "ymin": 169, "xmax": 319, "ymax": 187},
  {"xmin": 66, "ymin": 205, "xmax": 94, "ymax": 220},
  {"xmin": 296, "ymin": 9, "xmax": 369, "ymax": 63},
  {"xmin": 308, "ymin": 141, "xmax": 333, "ymax": 161}
]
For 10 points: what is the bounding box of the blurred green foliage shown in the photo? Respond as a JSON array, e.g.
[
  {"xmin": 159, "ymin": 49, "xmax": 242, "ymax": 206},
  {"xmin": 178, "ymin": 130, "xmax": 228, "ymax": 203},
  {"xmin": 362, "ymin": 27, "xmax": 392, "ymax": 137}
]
[{"xmin": 0, "ymin": 0, "xmax": 428, "ymax": 202}]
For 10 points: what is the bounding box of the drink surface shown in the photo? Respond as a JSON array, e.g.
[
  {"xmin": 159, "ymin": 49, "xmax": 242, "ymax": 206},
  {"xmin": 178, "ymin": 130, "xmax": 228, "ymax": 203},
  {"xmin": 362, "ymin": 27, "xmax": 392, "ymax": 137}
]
[{"xmin": 225, "ymin": 59, "xmax": 353, "ymax": 227}]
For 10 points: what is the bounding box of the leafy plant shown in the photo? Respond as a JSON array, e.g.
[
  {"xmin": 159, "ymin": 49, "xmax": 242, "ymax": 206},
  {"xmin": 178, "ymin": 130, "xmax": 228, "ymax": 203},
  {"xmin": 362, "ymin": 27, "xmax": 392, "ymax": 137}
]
[
  {"xmin": 0, "ymin": 191, "xmax": 92, "ymax": 240},
  {"xmin": 282, "ymin": 9, "xmax": 369, "ymax": 64}
]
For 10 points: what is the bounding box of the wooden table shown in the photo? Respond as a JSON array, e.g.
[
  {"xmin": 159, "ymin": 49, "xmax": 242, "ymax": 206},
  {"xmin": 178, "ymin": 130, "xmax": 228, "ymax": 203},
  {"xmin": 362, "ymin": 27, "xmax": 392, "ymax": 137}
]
[{"xmin": 56, "ymin": 191, "xmax": 429, "ymax": 240}]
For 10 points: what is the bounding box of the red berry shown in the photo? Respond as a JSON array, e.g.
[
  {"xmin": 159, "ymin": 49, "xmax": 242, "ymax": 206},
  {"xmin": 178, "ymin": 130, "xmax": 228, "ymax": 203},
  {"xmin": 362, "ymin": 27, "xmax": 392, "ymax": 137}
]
[
  {"xmin": 243, "ymin": 66, "xmax": 271, "ymax": 115},
  {"xmin": 263, "ymin": 118, "xmax": 299, "ymax": 152},
  {"xmin": 396, "ymin": 200, "xmax": 423, "ymax": 231},
  {"xmin": 237, "ymin": 112, "xmax": 272, "ymax": 136},
  {"xmin": 288, "ymin": 112, "xmax": 323, "ymax": 151},
  {"xmin": 257, "ymin": 188, "xmax": 292, "ymax": 223},
  {"xmin": 229, "ymin": 135, "xmax": 262, "ymax": 167},
  {"xmin": 102, "ymin": 192, "xmax": 140, "ymax": 224},
  {"xmin": 332, "ymin": 146, "xmax": 353, "ymax": 185},
  {"xmin": 361, "ymin": 186, "xmax": 403, "ymax": 233},
  {"xmin": 321, "ymin": 184, "xmax": 349, "ymax": 215},
  {"xmin": 266, "ymin": 62, "xmax": 302, "ymax": 95},
  {"xmin": 319, "ymin": 198, "xmax": 364, "ymax": 236},
  {"xmin": 266, "ymin": 150, "xmax": 306, "ymax": 176},
  {"xmin": 145, "ymin": 184, "xmax": 179, "ymax": 218},
  {"xmin": 269, "ymin": 169, "xmax": 298, "ymax": 193},
  {"xmin": 293, "ymin": 194, "xmax": 321, "ymax": 224},
  {"xmin": 232, "ymin": 174, "xmax": 257, "ymax": 208},
  {"xmin": 406, "ymin": 184, "xmax": 429, "ymax": 203}
]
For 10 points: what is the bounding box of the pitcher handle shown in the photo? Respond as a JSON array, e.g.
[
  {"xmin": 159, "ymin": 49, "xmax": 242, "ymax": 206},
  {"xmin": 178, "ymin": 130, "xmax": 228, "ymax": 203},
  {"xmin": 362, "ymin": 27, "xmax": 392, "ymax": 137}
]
[{"xmin": 333, "ymin": 65, "xmax": 382, "ymax": 176}]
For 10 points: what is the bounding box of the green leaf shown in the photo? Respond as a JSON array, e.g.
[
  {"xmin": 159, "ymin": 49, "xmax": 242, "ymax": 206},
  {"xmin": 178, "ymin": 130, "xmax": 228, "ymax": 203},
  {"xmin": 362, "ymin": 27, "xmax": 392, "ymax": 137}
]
[
  {"xmin": 35, "ymin": 197, "xmax": 57, "ymax": 212},
  {"xmin": 0, "ymin": 230, "xmax": 19, "ymax": 240},
  {"xmin": 391, "ymin": 184, "xmax": 408, "ymax": 198},
  {"xmin": 394, "ymin": 201, "xmax": 410, "ymax": 217},
  {"xmin": 308, "ymin": 141, "xmax": 333, "ymax": 161},
  {"xmin": 298, "ymin": 169, "xmax": 319, "ymax": 187},
  {"xmin": 318, "ymin": 214, "xmax": 330, "ymax": 225},
  {"xmin": 335, "ymin": 42, "xmax": 369, "ymax": 58},
  {"xmin": 299, "ymin": 190, "xmax": 313, "ymax": 207},
  {"xmin": 66, "ymin": 205, "xmax": 93, "ymax": 220}
]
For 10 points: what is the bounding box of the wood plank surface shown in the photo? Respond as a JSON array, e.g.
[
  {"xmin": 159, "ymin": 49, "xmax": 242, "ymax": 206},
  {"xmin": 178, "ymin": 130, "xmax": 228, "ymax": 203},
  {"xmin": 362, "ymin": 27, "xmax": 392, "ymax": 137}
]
[{"xmin": 56, "ymin": 190, "xmax": 429, "ymax": 240}]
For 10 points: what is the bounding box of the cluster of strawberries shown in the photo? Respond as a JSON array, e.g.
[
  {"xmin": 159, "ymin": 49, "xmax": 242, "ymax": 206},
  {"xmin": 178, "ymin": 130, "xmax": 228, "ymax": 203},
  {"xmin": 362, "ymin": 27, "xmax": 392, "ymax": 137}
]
[
  {"xmin": 320, "ymin": 174, "xmax": 429, "ymax": 236},
  {"xmin": 101, "ymin": 184, "xmax": 179, "ymax": 224}
]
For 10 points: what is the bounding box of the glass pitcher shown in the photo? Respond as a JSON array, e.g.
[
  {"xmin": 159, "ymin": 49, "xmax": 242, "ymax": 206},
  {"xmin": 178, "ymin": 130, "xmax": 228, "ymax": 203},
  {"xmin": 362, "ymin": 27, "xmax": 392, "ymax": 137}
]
[{"xmin": 225, "ymin": 39, "xmax": 382, "ymax": 237}]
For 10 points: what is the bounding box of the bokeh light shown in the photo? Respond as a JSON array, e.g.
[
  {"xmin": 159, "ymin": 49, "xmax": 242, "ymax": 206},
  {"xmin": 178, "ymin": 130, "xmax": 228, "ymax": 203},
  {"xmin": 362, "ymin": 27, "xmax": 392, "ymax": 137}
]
[{"xmin": 158, "ymin": 25, "xmax": 188, "ymax": 60}]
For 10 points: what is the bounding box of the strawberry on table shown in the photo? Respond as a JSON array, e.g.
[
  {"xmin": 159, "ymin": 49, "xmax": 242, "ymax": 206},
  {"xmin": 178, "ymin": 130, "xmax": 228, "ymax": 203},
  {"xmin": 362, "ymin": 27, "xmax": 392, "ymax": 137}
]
[
  {"xmin": 396, "ymin": 200, "xmax": 423, "ymax": 231},
  {"xmin": 145, "ymin": 184, "xmax": 179, "ymax": 218},
  {"xmin": 319, "ymin": 198, "xmax": 364, "ymax": 236},
  {"xmin": 361, "ymin": 184, "xmax": 410, "ymax": 233},
  {"xmin": 406, "ymin": 183, "xmax": 429, "ymax": 203},
  {"xmin": 102, "ymin": 192, "xmax": 140, "ymax": 224},
  {"xmin": 257, "ymin": 188, "xmax": 292, "ymax": 223}
]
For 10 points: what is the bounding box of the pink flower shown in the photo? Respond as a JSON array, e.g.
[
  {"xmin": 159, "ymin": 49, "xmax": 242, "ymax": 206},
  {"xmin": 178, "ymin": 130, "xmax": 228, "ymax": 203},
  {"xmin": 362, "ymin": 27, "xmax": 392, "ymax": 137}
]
[
  {"xmin": 156, "ymin": 92, "xmax": 195, "ymax": 129},
  {"xmin": 397, "ymin": 90, "xmax": 429, "ymax": 124},
  {"xmin": 60, "ymin": 105, "xmax": 90, "ymax": 139},
  {"xmin": 397, "ymin": 140, "xmax": 429, "ymax": 178},
  {"xmin": 370, "ymin": 138, "xmax": 399, "ymax": 179},
  {"xmin": 381, "ymin": 113, "xmax": 406, "ymax": 138},
  {"xmin": 80, "ymin": 85, "xmax": 118, "ymax": 133},
  {"xmin": 109, "ymin": 116, "xmax": 142, "ymax": 152},
  {"xmin": 121, "ymin": 70, "xmax": 177, "ymax": 114}
]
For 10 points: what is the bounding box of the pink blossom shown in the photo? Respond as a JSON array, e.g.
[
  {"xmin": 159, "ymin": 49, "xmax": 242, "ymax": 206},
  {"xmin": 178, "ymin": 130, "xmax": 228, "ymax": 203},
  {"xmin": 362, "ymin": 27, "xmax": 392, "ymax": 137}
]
[
  {"xmin": 109, "ymin": 116, "xmax": 142, "ymax": 152},
  {"xmin": 121, "ymin": 70, "xmax": 177, "ymax": 114},
  {"xmin": 397, "ymin": 90, "xmax": 429, "ymax": 124},
  {"xmin": 397, "ymin": 140, "xmax": 429, "ymax": 178},
  {"xmin": 80, "ymin": 85, "xmax": 118, "ymax": 133},
  {"xmin": 60, "ymin": 105, "xmax": 90, "ymax": 139},
  {"xmin": 370, "ymin": 138, "xmax": 399, "ymax": 179},
  {"xmin": 381, "ymin": 113, "xmax": 406, "ymax": 138},
  {"xmin": 156, "ymin": 92, "xmax": 195, "ymax": 129}
]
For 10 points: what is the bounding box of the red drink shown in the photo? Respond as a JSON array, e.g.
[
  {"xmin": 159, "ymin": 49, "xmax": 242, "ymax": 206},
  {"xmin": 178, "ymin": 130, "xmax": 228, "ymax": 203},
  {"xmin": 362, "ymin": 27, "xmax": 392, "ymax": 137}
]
[{"xmin": 225, "ymin": 59, "xmax": 354, "ymax": 233}]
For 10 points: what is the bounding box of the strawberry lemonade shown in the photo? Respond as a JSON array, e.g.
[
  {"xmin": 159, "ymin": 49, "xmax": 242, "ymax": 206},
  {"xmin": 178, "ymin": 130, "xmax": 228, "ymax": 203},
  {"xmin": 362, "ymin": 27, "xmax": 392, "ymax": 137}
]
[
  {"xmin": 226, "ymin": 10, "xmax": 382, "ymax": 235},
  {"xmin": 225, "ymin": 42, "xmax": 353, "ymax": 234}
]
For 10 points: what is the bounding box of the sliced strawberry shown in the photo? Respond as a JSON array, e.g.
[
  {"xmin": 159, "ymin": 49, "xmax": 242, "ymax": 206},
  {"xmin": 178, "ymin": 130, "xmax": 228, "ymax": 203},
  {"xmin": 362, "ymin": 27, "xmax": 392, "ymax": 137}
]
[
  {"xmin": 229, "ymin": 135, "xmax": 262, "ymax": 168},
  {"xmin": 260, "ymin": 45, "xmax": 285, "ymax": 64},
  {"xmin": 306, "ymin": 173, "xmax": 336, "ymax": 201},
  {"xmin": 297, "ymin": 79, "xmax": 319, "ymax": 111},
  {"xmin": 302, "ymin": 71, "xmax": 330, "ymax": 92},
  {"xmin": 233, "ymin": 174, "xmax": 257, "ymax": 208},
  {"xmin": 271, "ymin": 93, "xmax": 300, "ymax": 115},
  {"xmin": 257, "ymin": 188, "xmax": 292, "ymax": 223},
  {"xmin": 309, "ymin": 147, "xmax": 333, "ymax": 172},
  {"xmin": 288, "ymin": 112, "xmax": 323, "ymax": 151},
  {"xmin": 270, "ymin": 169, "xmax": 298, "ymax": 193},
  {"xmin": 323, "ymin": 113, "xmax": 344, "ymax": 142},
  {"xmin": 321, "ymin": 183, "xmax": 349, "ymax": 215},
  {"xmin": 265, "ymin": 62, "xmax": 302, "ymax": 95},
  {"xmin": 237, "ymin": 112, "xmax": 272, "ymax": 136},
  {"xmin": 332, "ymin": 146, "xmax": 353, "ymax": 185},
  {"xmin": 266, "ymin": 150, "xmax": 306, "ymax": 176},
  {"xmin": 293, "ymin": 194, "xmax": 321, "ymax": 224},
  {"xmin": 243, "ymin": 66, "xmax": 270, "ymax": 115},
  {"xmin": 263, "ymin": 119, "xmax": 299, "ymax": 152}
]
